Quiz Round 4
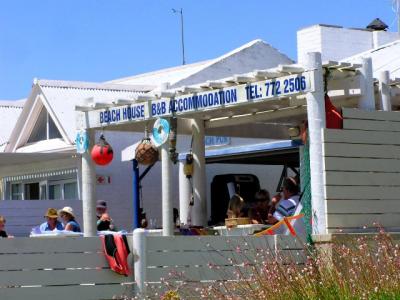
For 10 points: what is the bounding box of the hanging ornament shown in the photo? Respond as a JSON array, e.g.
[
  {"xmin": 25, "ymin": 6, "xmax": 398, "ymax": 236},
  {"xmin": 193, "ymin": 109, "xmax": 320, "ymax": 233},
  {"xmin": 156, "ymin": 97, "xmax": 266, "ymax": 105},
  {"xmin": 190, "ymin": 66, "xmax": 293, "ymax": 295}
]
[
  {"xmin": 183, "ymin": 152, "xmax": 193, "ymax": 178},
  {"xmin": 91, "ymin": 134, "xmax": 114, "ymax": 166},
  {"xmin": 151, "ymin": 118, "xmax": 170, "ymax": 147},
  {"xmin": 135, "ymin": 138, "xmax": 159, "ymax": 165}
]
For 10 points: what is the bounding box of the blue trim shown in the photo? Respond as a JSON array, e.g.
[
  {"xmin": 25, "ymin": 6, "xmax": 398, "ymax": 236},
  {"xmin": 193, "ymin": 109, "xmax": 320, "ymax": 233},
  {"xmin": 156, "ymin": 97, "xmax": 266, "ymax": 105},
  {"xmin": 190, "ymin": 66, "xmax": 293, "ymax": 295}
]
[
  {"xmin": 132, "ymin": 159, "xmax": 140, "ymax": 230},
  {"xmin": 178, "ymin": 140, "xmax": 302, "ymax": 161}
]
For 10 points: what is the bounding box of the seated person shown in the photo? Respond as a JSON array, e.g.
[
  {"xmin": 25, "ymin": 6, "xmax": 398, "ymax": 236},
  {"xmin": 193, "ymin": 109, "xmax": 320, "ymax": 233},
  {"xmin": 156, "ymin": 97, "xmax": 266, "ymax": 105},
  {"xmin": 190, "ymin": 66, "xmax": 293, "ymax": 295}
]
[
  {"xmin": 226, "ymin": 194, "xmax": 245, "ymax": 219},
  {"xmin": 96, "ymin": 200, "xmax": 116, "ymax": 231},
  {"xmin": 40, "ymin": 208, "xmax": 64, "ymax": 232},
  {"xmin": 268, "ymin": 177, "xmax": 300, "ymax": 224},
  {"xmin": 173, "ymin": 208, "xmax": 180, "ymax": 228},
  {"xmin": 0, "ymin": 215, "xmax": 9, "ymax": 238},
  {"xmin": 58, "ymin": 207, "xmax": 81, "ymax": 232},
  {"xmin": 248, "ymin": 189, "xmax": 271, "ymax": 224},
  {"xmin": 140, "ymin": 217, "xmax": 148, "ymax": 229}
]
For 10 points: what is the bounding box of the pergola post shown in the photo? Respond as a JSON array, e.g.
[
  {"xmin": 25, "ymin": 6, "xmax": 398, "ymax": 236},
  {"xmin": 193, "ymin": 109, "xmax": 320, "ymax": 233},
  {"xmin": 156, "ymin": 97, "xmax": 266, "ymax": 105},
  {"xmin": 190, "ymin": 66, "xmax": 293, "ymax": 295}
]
[
  {"xmin": 81, "ymin": 129, "xmax": 97, "ymax": 237},
  {"xmin": 161, "ymin": 140, "xmax": 173, "ymax": 236},
  {"xmin": 305, "ymin": 52, "xmax": 327, "ymax": 235},
  {"xmin": 379, "ymin": 70, "xmax": 391, "ymax": 111},
  {"xmin": 358, "ymin": 57, "xmax": 375, "ymax": 110},
  {"xmin": 191, "ymin": 118, "xmax": 207, "ymax": 226},
  {"xmin": 179, "ymin": 160, "xmax": 191, "ymax": 225}
]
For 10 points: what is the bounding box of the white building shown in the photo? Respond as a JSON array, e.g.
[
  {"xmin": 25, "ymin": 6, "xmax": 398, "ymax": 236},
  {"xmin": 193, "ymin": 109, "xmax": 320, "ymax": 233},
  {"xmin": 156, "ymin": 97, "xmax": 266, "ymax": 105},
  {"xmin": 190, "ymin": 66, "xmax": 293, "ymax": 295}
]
[
  {"xmin": 0, "ymin": 39, "xmax": 293, "ymax": 236},
  {"xmin": 2, "ymin": 20, "xmax": 399, "ymax": 236}
]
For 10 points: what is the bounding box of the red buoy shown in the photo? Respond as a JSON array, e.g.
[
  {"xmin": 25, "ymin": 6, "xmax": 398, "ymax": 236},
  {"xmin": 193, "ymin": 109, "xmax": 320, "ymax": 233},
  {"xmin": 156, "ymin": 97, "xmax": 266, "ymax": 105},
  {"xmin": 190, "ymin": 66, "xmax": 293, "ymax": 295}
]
[{"xmin": 91, "ymin": 134, "xmax": 114, "ymax": 166}]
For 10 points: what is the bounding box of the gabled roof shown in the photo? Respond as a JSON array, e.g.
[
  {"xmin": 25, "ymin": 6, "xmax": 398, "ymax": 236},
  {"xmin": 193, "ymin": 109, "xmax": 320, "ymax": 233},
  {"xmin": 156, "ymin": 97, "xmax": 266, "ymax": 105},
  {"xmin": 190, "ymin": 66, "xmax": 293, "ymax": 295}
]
[
  {"xmin": 0, "ymin": 100, "xmax": 25, "ymax": 152},
  {"xmin": 5, "ymin": 39, "xmax": 293, "ymax": 152},
  {"xmin": 344, "ymin": 39, "xmax": 400, "ymax": 79},
  {"xmin": 109, "ymin": 39, "xmax": 293, "ymax": 88},
  {"xmin": 5, "ymin": 80, "xmax": 147, "ymax": 152}
]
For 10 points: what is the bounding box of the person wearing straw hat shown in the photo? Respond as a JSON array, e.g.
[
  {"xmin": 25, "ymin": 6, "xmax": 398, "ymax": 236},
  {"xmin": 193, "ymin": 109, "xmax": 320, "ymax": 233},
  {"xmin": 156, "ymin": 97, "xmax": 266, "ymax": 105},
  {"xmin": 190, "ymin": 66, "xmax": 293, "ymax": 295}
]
[
  {"xmin": 58, "ymin": 207, "xmax": 81, "ymax": 232},
  {"xmin": 39, "ymin": 208, "xmax": 64, "ymax": 232}
]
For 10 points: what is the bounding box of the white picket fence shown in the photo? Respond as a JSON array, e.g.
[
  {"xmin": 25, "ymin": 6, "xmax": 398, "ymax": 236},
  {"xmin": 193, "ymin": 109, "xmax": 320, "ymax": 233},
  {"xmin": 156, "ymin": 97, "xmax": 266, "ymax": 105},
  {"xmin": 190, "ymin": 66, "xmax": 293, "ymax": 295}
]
[
  {"xmin": 132, "ymin": 229, "xmax": 306, "ymax": 297},
  {"xmin": 0, "ymin": 236, "xmax": 134, "ymax": 300}
]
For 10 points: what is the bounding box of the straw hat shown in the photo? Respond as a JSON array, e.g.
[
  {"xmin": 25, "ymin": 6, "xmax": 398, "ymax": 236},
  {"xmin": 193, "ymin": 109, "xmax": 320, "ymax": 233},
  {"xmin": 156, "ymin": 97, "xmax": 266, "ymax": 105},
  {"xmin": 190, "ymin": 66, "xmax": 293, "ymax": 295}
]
[
  {"xmin": 44, "ymin": 208, "xmax": 58, "ymax": 218},
  {"xmin": 58, "ymin": 206, "xmax": 75, "ymax": 219}
]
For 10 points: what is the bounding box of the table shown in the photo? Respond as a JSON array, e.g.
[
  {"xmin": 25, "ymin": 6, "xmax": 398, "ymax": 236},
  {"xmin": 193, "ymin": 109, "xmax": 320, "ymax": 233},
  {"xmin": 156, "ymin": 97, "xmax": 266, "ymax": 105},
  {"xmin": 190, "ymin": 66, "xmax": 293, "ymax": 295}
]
[{"xmin": 213, "ymin": 224, "xmax": 270, "ymax": 236}]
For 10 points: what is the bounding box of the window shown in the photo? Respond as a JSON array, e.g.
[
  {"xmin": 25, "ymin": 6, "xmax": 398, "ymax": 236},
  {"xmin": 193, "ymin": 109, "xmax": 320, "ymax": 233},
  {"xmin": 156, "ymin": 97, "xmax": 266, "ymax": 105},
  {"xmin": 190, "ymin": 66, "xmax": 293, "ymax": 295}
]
[
  {"xmin": 48, "ymin": 180, "xmax": 78, "ymax": 200},
  {"xmin": 49, "ymin": 184, "xmax": 61, "ymax": 200},
  {"xmin": 27, "ymin": 108, "xmax": 62, "ymax": 143},
  {"xmin": 8, "ymin": 180, "xmax": 78, "ymax": 200},
  {"xmin": 11, "ymin": 184, "xmax": 23, "ymax": 200},
  {"xmin": 24, "ymin": 183, "xmax": 40, "ymax": 200},
  {"xmin": 40, "ymin": 182, "xmax": 47, "ymax": 200},
  {"xmin": 64, "ymin": 182, "xmax": 78, "ymax": 199}
]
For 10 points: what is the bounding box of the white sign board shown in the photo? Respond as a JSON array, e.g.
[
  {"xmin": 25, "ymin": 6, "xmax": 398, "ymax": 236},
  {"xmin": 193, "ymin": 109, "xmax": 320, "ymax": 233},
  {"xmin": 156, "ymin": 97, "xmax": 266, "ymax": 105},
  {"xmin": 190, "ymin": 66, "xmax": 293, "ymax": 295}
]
[
  {"xmin": 82, "ymin": 73, "xmax": 314, "ymax": 130},
  {"xmin": 205, "ymin": 136, "xmax": 230, "ymax": 147}
]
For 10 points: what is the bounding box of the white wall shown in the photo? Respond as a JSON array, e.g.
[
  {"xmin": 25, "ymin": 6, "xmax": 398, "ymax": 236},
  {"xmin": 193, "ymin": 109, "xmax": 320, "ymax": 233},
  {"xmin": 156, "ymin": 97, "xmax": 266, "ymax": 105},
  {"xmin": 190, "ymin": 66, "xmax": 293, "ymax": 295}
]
[{"xmin": 297, "ymin": 25, "xmax": 399, "ymax": 64}]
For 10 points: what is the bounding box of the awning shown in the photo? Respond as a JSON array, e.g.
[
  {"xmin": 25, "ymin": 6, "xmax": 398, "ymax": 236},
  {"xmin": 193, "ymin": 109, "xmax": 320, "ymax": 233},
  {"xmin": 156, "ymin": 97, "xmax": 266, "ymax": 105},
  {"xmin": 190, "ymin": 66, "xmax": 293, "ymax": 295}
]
[
  {"xmin": 0, "ymin": 153, "xmax": 79, "ymax": 180},
  {"xmin": 179, "ymin": 139, "xmax": 301, "ymax": 166},
  {"xmin": 4, "ymin": 168, "xmax": 77, "ymax": 182}
]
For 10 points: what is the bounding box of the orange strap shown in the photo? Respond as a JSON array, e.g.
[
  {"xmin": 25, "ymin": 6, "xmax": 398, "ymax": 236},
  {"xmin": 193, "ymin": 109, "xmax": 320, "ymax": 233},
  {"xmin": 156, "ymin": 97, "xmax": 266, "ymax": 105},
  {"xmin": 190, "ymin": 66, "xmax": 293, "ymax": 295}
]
[{"xmin": 254, "ymin": 214, "xmax": 304, "ymax": 237}]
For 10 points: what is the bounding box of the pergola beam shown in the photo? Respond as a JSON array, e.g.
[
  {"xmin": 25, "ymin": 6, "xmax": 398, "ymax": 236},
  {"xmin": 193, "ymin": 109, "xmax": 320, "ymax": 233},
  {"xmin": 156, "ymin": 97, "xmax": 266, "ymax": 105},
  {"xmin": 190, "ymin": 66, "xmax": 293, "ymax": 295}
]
[{"xmin": 205, "ymin": 105, "xmax": 307, "ymax": 129}]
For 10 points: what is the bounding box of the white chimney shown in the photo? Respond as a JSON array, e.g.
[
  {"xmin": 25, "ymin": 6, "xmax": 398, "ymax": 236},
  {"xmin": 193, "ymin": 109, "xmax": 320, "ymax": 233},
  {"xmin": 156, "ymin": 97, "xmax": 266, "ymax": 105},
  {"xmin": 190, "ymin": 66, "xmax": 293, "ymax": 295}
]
[{"xmin": 297, "ymin": 24, "xmax": 399, "ymax": 64}]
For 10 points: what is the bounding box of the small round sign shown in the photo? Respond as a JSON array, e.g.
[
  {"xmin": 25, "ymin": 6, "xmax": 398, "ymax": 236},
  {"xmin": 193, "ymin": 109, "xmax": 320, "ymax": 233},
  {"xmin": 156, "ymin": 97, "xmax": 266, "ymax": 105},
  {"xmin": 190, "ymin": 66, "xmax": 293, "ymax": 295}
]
[{"xmin": 151, "ymin": 118, "xmax": 170, "ymax": 147}]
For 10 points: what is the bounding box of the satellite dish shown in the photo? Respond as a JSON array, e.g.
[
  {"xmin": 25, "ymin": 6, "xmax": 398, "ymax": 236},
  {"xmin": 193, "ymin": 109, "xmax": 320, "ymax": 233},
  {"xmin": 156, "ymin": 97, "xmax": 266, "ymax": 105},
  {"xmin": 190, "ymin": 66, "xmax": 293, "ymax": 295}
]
[{"xmin": 151, "ymin": 118, "xmax": 170, "ymax": 147}]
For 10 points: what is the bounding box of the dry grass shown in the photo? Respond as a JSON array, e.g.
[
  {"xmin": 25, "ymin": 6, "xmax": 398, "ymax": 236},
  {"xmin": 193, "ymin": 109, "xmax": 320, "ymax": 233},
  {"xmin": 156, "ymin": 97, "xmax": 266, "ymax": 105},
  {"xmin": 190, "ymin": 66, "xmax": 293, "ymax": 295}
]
[{"xmin": 159, "ymin": 231, "xmax": 400, "ymax": 300}]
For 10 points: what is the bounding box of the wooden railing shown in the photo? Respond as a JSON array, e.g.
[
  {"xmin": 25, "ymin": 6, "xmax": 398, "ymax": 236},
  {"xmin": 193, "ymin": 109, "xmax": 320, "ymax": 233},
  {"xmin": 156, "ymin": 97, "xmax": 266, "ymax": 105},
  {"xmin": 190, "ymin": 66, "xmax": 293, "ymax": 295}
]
[
  {"xmin": 133, "ymin": 229, "xmax": 306, "ymax": 297},
  {"xmin": 323, "ymin": 108, "xmax": 400, "ymax": 233}
]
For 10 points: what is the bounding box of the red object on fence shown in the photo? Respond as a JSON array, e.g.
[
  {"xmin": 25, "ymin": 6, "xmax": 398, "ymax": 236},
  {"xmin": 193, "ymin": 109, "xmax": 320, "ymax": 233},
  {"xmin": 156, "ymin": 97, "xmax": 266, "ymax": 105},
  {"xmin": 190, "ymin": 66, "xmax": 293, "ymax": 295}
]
[{"xmin": 101, "ymin": 234, "xmax": 131, "ymax": 276}]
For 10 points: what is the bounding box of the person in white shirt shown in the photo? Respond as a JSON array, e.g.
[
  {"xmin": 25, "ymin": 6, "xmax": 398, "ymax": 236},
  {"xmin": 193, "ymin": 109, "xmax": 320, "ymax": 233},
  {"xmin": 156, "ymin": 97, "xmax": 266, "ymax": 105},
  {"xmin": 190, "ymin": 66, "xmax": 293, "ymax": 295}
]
[{"xmin": 267, "ymin": 177, "xmax": 300, "ymax": 224}]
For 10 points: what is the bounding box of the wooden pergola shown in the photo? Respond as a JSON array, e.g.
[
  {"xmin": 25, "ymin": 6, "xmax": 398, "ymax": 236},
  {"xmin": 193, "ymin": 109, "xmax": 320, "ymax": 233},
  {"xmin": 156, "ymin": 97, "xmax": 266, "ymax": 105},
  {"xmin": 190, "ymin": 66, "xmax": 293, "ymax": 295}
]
[{"xmin": 75, "ymin": 53, "xmax": 385, "ymax": 237}]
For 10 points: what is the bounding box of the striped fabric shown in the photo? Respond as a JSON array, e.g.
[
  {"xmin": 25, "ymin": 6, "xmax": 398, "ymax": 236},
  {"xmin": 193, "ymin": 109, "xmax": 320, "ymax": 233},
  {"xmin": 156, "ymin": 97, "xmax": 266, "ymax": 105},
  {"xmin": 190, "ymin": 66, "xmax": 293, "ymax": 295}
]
[{"xmin": 273, "ymin": 195, "xmax": 300, "ymax": 221}]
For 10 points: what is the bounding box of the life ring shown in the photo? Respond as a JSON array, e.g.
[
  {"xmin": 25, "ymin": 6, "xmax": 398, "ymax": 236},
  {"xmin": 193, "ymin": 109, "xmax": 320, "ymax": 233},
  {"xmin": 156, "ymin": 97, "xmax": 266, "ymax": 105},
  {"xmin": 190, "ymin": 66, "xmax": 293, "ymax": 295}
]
[{"xmin": 151, "ymin": 118, "xmax": 170, "ymax": 147}]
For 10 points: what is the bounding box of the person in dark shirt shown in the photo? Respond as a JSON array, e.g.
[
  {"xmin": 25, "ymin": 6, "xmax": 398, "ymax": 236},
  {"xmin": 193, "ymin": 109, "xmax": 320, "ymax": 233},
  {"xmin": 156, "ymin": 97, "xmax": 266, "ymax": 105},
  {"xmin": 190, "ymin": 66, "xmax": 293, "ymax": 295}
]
[
  {"xmin": 96, "ymin": 200, "xmax": 116, "ymax": 231},
  {"xmin": 248, "ymin": 189, "xmax": 271, "ymax": 224},
  {"xmin": 0, "ymin": 215, "xmax": 9, "ymax": 237},
  {"xmin": 58, "ymin": 207, "xmax": 81, "ymax": 232}
]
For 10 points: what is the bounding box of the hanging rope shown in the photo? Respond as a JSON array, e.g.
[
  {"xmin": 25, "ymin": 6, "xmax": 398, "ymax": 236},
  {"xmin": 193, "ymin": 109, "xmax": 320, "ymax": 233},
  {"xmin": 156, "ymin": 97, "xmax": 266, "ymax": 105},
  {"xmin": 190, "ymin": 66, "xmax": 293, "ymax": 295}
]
[{"xmin": 185, "ymin": 134, "xmax": 195, "ymax": 225}]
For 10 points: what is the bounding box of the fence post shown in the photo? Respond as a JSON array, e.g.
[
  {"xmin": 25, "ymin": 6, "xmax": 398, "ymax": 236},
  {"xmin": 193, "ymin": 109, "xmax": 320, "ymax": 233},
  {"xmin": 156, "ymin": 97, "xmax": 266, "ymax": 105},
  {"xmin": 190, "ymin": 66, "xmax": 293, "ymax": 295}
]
[
  {"xmin": 379, "ymin": 70, "xmax": 391, "ymax": 111},
  {"xmin": 133, "ymin": 228, "xmax": 147, "ymax": 297}
]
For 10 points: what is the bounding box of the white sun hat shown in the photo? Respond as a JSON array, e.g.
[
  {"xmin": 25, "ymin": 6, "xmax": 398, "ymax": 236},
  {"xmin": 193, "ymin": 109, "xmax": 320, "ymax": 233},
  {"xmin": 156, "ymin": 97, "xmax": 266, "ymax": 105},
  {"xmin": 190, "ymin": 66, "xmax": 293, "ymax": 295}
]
[{"xmin": 58, "ymin": 206, "xmax": 76, "ymax": 219}]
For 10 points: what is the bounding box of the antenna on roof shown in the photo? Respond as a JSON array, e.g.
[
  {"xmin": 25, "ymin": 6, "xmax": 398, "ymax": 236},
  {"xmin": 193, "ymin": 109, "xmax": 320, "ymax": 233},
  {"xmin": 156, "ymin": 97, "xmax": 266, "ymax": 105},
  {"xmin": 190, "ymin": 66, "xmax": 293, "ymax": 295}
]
[{"xmin": 172, "ymin": 8, "xmax": 186, "ymax": 65}]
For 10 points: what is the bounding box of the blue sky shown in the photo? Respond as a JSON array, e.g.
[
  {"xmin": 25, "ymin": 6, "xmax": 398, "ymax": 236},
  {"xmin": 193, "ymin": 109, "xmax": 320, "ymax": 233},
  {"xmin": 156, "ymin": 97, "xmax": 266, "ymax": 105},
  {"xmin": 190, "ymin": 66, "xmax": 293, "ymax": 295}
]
[{"xmin": 0, "ymin": 0, "xmax": 397, "ymax": 99}]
